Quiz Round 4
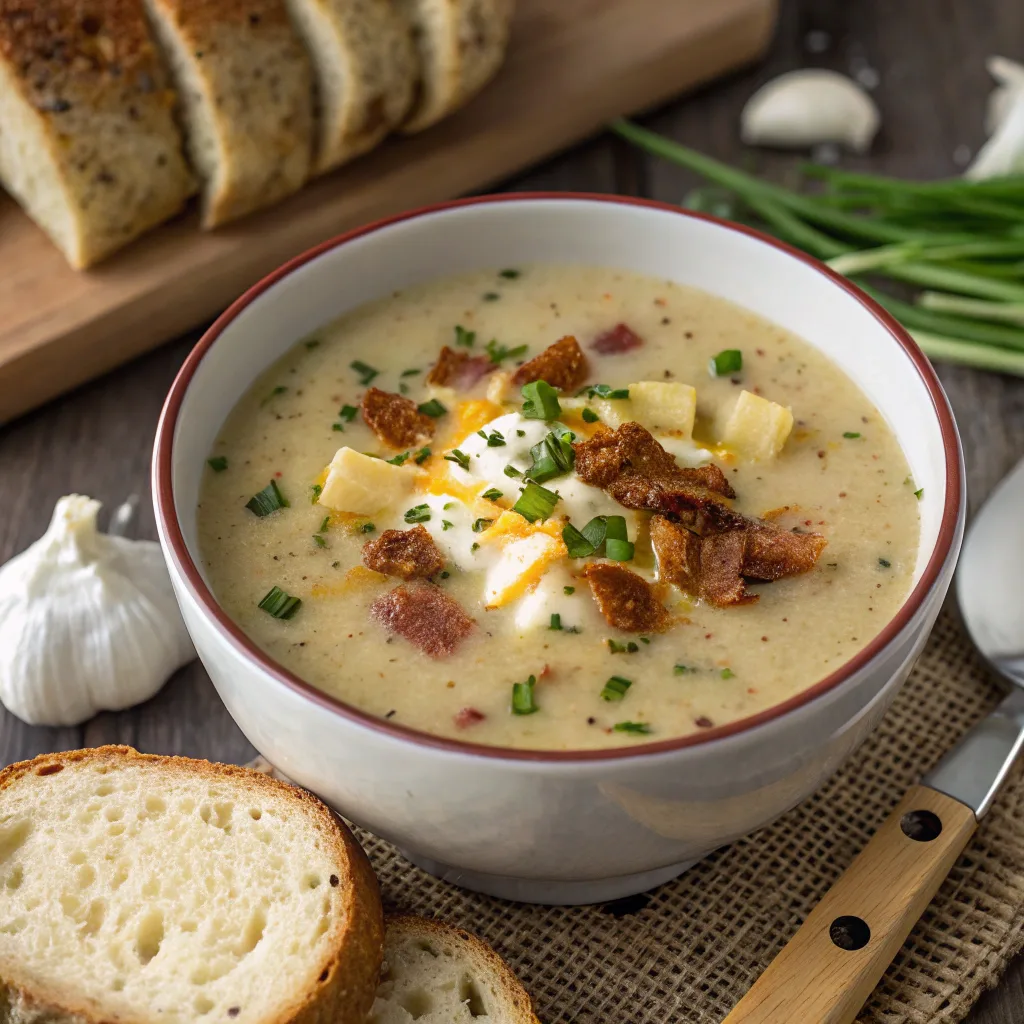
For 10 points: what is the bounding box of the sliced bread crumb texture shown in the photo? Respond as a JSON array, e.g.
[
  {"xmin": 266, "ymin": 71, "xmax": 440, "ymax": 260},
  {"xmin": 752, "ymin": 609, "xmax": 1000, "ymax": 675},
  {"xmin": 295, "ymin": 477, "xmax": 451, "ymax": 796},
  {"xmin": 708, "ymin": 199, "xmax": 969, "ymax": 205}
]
[
  {"xmin": 142, "ymin": 0, "xmax": 313, "ymax": 227},
  {"xmin": 285, "ymin": 0, "xmax": 416, "ymax": 175},
  {"xmin": 370, "ymin": 915, "xmax": 539, "ymax": 1024},
  {"xmin": 397, "ymin": 0, "xmax": 514, "ymax": 133},
  {"xmin": 0, "ymin": 746, "xmax": 383, "ymax": 1024},
  {"xmin": 0, "ymin": 0, "xmax": 196, "ymax": 268}
]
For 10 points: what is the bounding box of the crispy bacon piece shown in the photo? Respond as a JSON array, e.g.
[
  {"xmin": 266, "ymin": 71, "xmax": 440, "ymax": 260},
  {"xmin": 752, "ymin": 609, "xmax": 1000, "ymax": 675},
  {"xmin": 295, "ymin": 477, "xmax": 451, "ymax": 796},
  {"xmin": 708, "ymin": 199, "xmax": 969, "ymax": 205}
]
[
  {"xmin": 573, "ymin": 422, "xmax": 742, "ymax": 530},
  {"xmin": 650, "ymin": 514, "xmax": 827, "ymax": 607},
  {"xmin": 511, "ymin": 336, "xmax": 589, "ymax": 392},
  {"xmin": 592, "ymin": 323, "xmax": 644, "ymax": 355},
  {"xmin": 361, "ymin": 387, "xmax": 434, "ymax": 449},
  {"xmin": 582, "ymin": 563, "xmax": 671, "ymax": 633},
  {"xmin": 426, "ymin": 346, "xmax": 495, "ymax": 389},
  {"xmin": 362, "ymin": 525, "xmax": 445, "ymax": 580},
  {"xmin": 370, "ymin": 583, "xmax": 474, "ymax": 658},
  {"xmin": 454, "ymin": 707, "xmax": 486, "ymax": 729}
]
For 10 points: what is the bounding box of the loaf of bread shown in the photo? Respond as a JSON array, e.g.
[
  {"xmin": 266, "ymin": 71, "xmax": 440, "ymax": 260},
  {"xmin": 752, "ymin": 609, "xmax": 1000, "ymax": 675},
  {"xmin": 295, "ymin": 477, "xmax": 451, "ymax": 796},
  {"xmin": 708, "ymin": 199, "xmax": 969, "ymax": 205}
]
[
  {"xmin": 0, "ymin": 0, "xmax": 196, "ymax": 268},
  {"xmin": 397, "ymin": 0, "xmax": 514, "ymax": 132},
  {"xmin": 0, "ymin": 746, "xmax": 384, "ymax": 1024},
  {"xmin": 141, "ymin": 0, "xmax": 314, "ymax": 227},
  {"xmin": 371, "ymin": 915, "xmax": 540, "ymax": 1023},
  {"xmin": 286, "ymin": 0, "xmax": 417, "ymax": 175}
]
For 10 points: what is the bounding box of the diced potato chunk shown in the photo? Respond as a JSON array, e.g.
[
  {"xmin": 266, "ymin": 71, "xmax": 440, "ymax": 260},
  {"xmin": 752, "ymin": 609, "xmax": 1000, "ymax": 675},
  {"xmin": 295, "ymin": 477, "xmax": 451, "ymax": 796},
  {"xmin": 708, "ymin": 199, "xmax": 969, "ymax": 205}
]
[
  {"xmin": 628, "ymin": 381, "xmax": 697, "ymax": 437},
  {"xmin": 721, "ymin": 390, "xmax": 794, "ymax": 461},
  {"xmin": 318, "ymin": 447, "xmax": 417, "ymax": 514}
]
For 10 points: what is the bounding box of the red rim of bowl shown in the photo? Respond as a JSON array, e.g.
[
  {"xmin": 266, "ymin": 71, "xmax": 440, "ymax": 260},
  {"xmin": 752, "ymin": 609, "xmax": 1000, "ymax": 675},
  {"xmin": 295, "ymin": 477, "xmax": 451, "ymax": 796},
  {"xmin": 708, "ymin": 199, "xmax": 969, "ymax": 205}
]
[{"xmin": 154, "ymin": 192, "xmax": 962, "ymax": 763}]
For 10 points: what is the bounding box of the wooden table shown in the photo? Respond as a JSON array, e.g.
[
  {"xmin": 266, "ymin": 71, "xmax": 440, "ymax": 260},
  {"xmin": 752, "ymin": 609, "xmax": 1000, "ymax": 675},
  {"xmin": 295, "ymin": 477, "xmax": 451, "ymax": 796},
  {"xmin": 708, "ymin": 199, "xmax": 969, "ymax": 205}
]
[{"xmin": 1, "ymin": 0, "xmax": 1021, "ymax": 1020}]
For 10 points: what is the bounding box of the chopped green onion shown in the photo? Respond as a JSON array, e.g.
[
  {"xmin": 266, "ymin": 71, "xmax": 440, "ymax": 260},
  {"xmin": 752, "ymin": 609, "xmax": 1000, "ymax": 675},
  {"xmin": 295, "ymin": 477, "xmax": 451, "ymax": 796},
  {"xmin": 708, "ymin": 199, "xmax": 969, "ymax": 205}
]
[
  {"xmin": 521, "ymin": 381, "xmax": 562, "ymax": 420},
  {"xmin": 404, "ymin": 504, "xmax": 431, "ymax": 524},
  {"xmin": 310, "ymin": 483, "xmax": 322, "ymax": 503},
  {"xmin": 414, "ymin": 447, "xmax": 432, "ymax": 465},
  {"xmin": 581, "ymin": 516, "xmax": 609, "ymax": 551},
  {"xmin": 388, "ymin": 451, "xmax": 410, "ymax": 466},
  {"xmin": 581, "ymin": 384, "xmax": 630, "ymax": 400},
  {"xmin": 351, "ymin": 361, "xmax": 379, "ymax": 386},
  {"xmin": 878, "ymin": 557, "xmax": 892, "ymax": 568},
  {"xmin": 443, "ymin": 502, "xmax": 455, "ymax": 510},
  {"xmin": 499, "ymin": 268, "xmax": 521, "ymax": 279},
  {"xmin": 455, "ymin": 325, "xmax": 476, "ymax": 348},
  {"xmin": 601, "ymin": 676, "xmax": 632, "ymax": 701},
  {"xmin": 442, "ymin": 520, "xmax": 454, "ymax": 531},
  {"xmin": 332, "ymin": 423, "xmax": 345, "ymax": 431},
  {"xmin": 318, "ymin": 515, "xmax": 330, "ymax": 533},
  {"xmin": 305, "ymin": 338, "xmax": 320, "ymax": 349},
  {"xmin": 472, "ymin": 518, "xmax": 494, "ymax": 533},
  {"xmin": 339, "ymin": 404, "xmax": 359, "ymax": 422},
  {"xmin": 312, "ymin": 534, "xmax": 327, "ymax": 549},
  {"xmin": 562, "ymin": 523, "xmax": 594, "ymax": 559},
  {"xmin": 482, "ymin": 487, "xmax": 503, "ymax": 502},
  {"xmin": 484, "ymin": 430, "xmax": 506, "ymax": 447},
  {"xmin": 444, "ymin": 449, "xmax": 471, "ymax": 471},
  {"xmin": 399, "ymin": 382, "xmax": 409, "ymax": 395},
  {"xmin": 526, "ymin": 429, "xmax": 575, "ymax": 484},
  {"xmin": 401, "ymin": 368, "xmax": 421, "ymax": 377},
  {"xmin": 613, "ymin": 721, "xmax": 651, "ymax": 735},
  {"xmin": 483, "ymin": 292, "xmax": 501, "ymax": 302},
  {"xmin": 258, "ymin": 586, "xmax": 301, "ymax": 619},
  {"xmin": 843, "ymin": 431, "xmax": 862, "ymax": 439},
  {"xmin": 207, "ymin": 456, "xmax": 228, "ymax": 472},
  {"xmin": 261, "ymin": 385, "xmax": 288, "ymax": 406},
  {"xmin": 512, "ymin": 481, "xmax": 560, "ymax": 523},
  {"xmin": 550, "ymin": 613, "xmax": 562, "ymax": 631},
  {"xmin": 511, "ymin": 675, "xmax": 539, "ymax": 715},
  {"xmin": 418, "ymin": 399, "xmax": 447, "ymax": 417},
  {"xmin": 605, "ymin": 538, "xmax": 635, "ymax": 561},
  {"xmin": 720, "ymin": 668, "xmax": 735, "ymax": 679},
  {"xmin": 608, "ymin": 640, "xmax": 639, "ymax": 654},
  {"xmin": 563, "ymin": 586, "xmax": 576, "ymax": 595},
  {"xmin": 674, "ymin": 664, "xmax": 696, "ymax": 675},
  {"xmin": 359, "ymin": 522, "xmax": 376, "ymax": 533},
  {"xmin": 471, "ymin": 542, "xmax": 480, "ymax": 553},
  {"xmin": 915, "ymin": 488, "xmax": 924, "ymax": 499},
  {"xmin": 504, "ymin": 465, "xmax": 522, "ymax": 478},
  {"xmin": 486, "ymin": 339, "xmax": 529, "ymax": 364},
  {"xmin": 709, "ymin": 349, "xmax": 743, "ymax": 377},
  {"xmin": 246, "ymin": 480, "xmax": 289, "ymax": 517},
  {"xmin": 581, "ymin": 407, "xmax": 599, "ymax": 423}
]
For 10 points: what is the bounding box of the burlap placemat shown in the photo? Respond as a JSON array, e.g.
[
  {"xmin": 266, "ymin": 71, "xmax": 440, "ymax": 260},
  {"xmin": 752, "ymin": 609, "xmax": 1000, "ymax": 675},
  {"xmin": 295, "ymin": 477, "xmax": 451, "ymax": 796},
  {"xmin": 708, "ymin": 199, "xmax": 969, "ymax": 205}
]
[{"xmin": 287, "ymin": 609, "xmax": 1024, "ymax": 1022}]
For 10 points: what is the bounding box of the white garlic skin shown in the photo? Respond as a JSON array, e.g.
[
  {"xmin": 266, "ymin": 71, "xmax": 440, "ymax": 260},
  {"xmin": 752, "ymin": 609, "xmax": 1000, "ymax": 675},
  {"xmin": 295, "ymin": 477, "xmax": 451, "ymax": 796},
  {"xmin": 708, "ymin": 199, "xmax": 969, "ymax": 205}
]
[
  {"xmin": 740, "ymin": 69, "xmax": 881, "ymax": 153},
  {"xmin": 0, "ymin": 495, "xmax": 195, "ymax": 726}
]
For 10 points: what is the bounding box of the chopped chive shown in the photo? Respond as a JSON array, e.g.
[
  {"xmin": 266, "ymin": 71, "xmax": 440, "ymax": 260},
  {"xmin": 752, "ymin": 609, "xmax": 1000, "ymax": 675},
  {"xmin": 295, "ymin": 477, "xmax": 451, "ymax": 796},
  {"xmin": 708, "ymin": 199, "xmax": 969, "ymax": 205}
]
[
  {"xmin": 601, "ymin": 676, "xmax": 632, "ymax": 701},
  {"xmin": 207, "ymin": 456, "xmax": 228, "ymax": 472},
  {"xmin": 246, "ymin": 480, "xmax": 289, "ymax": 517},
  {"xmin": 312, "ymin": 534, "xmax": 327, "ymax": 549},
  {"xmin": 581, "ymin": 407, "xmax": 599, "ymax": 423},
  {"xmin": 444, "ymin": 449, "xmax": 471, "ymax": 471},
  {"xmin": 414, "ymin": 447, "xmax": 432, "ymax": 465},
  {"xmin": 526, "ymin": 429, "xmax": 575, "ymax": 484},
  {"xmin": 443, "ymin": 502, "xmax": 455, "ymax": 510},
  {"xmin": 521, "ymin": 380, "xmax": 562, "ymax": 420},
  {"xmin": 387, "ymin": 451, "xmax": 410, "ymax": 466},
  {"xmin": 318, "ymin": 515, "xmax": 330, "ymax": 533},
  {"xmin": 605, "ymin": 538, "xmax": 635, "ymax": 562},
  {"xmin": 331, "ymin": 561, "xmax": 340, "ymax": 568},
  {"xmin": 709, "ymin": 349, "xmax": 743, "ymax": 377},
  {"xmin": 639, "ymin": 637, "xmax": 650, "ymax": 645},
  {"xmin": 472, "ymin": 518, "xmax": 494, "ymax": 533},
  {"xmin": 258, "ymin": 586, "xmax": 301, "ymax": 619},
  {"xmin": 310, "ymin": 483, "xmax": 323, "ymax": 503},
  {"xmin": 582, "ymin": 384, "xmax": 630, "ymax": 400},
  {"xmin": 305, "ymin": 338, "xmax": 321, "ymax": 349},
  {"xmin": 608, "ymin": 639, "xmax": 639, "ymax": 654},
  {"xmin": 674, "ymin": 664, "xmax": 696, "ymax": 675},
  {"xmin": 471, "ymin": 542, "xmax": 480, "ymax": 553},
  {"xmin": 401, "ymin": 368, "xmax": 421, "ymax": 377},
  {"xmin": 260, "ymin": 385, "xmax": 288, "ymax": 406},
  {"xmin": 516, "ymin": 429, "xmax": 526, "ymax": 437},
  {"xmin": 483, "ymin": 292, "xmax": 501, "ymax": 302},
  {"xmin": 720, "ymin": 668, "xmax": 735, "ymax": 679},
  {"xmin": 878, "ymin": 557, "xmax": 892, "ymax": 568},
  {"xmin": 550, "ymin": 613, "xmax": 563, "ymax": 631},
  {"xmin": 582, "ymin": 516, "xmax": 609, "ymax": 551},
  {"xmin": 504, "ymin": 465, "xmax": 522, "ymax": 478},
  {"xmin": 440, "ymin": 571, "xmax": 450, "ymax": 579},
  {"xmin": 418, "ymin": 399, "xmax": 447, "ymax": 417},
  {"xmin": 563, "ymin": 586, "xmax": 575, "ymax": 596},
  {"xmin": 399, "ymin": 382, "xmax": 409, "ymax": 395},
  {"xmin": 359, "ymin": 522, "xmax": 376, "ymax": 533},
  {"xmin": 485, "ymin": 339, "xmax": 529, "ymax": 364},
  {"xmin": 485, "ymin": 430, "xmax": 507, "ymax": 448},
  {"xmin": 442, "ymin": 520, "xmax": 454, "ymax": 531},
  {"xmin": 482, "ymin": 487, "xmax": 503, "ymax": 501},
  {"xmin": 511, "ymin": 675, "xmax": 539, "ymax": 715},
  {"xmin": 339, "ymin": 404, "xmax": 359, "ymax": 422},
  {"xmin": 455, "ymin": 325, "xmax": 476, "ymax": 348},
  {"xmin": 332, "ymin": 423, "xmax": 345, "ymax": 431},
  {"xmin": 512, "ymin": 481, "xmax": 560, "ymax": 523},
  {"xmin": 562, "ymin": 523, "xmax": 595, "ymax": 559},
  {"xmin": 499, "ymin": 268, "xmax": 521, "ymax": 279},
  {"xmin": 404, "ymin": 504, "xmax": 431, "ymax": 524},
  {"xmin": 843, "ymin": 431, "xmax": 862, "ymax": 439},
  {"xmin": 351, "ymin": 360, "xmax": 379, "ymax": 385},
  {"xmin": 914, "ymin": 487, "xmax": 924, "ymax": 499},
  {"xmin": 613, "ymin": 721, "xmax": 651, "ymax": 735}
]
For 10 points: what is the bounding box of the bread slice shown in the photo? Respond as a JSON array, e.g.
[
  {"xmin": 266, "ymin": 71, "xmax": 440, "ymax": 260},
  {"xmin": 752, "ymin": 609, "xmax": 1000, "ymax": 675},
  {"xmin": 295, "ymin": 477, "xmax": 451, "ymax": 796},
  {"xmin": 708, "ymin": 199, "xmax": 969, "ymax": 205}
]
[
  {"xmin": 142, "ymin": 0, "xmax": 313, "ymax": 228},
  {"xmin": 0, "ymin": 746, "xmax": 384, "ymax": 1024},
  {"xmin": 370, "ymin": 915, "xmax": 539, "ymax": 1023},
  {"xmin": 0, "ymin": 0, "xmax": 196, "ymax": 268},
  {"xmin": 396, "ymin": 0, "xmax": 514, "ymax": 133},
  {"xmin": 285, "ymin": 0, "xmax": 417, "ymax": 175}
]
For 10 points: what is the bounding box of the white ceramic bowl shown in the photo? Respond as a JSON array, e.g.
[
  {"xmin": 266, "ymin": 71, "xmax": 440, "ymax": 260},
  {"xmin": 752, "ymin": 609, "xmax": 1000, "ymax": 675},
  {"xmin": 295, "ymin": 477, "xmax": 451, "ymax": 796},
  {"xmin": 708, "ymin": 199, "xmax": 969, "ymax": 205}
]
[{"xmin": 153, "ymin": 194, "xmax": 965, "ymax": 905}]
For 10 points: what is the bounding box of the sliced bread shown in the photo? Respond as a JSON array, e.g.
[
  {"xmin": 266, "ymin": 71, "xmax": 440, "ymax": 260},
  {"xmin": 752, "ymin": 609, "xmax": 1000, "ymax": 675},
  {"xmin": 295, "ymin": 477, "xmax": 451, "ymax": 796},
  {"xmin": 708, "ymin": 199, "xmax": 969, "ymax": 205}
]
[
  {"xmin": 0, "ymin": 746, "xmax": 384, "ymax": 1024},
  {"xmin": 397, "ymin": 0, "xmax": 514, "ymax": 133},
  {"xmin": 142, "ymin": 0, "xmax": 314, "ymax": 228},
  {"xmin": 285, "ymin": 0, "xmax": 417, "ymax": 175},
  {"xmin": 0, "ymin": 0, "xmax": 196, "ymax": 268},
  {"xmin": 370, "ymin": 915, "xmax": 539, "ymax": 1023}
]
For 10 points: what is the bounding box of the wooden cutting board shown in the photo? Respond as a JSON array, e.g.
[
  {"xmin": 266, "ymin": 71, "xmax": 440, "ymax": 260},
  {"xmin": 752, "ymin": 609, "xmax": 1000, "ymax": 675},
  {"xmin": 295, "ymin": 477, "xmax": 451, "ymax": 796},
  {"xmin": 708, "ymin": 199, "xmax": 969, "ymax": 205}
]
[{"xmin": 0, "ymin": 0, "xmax": 777, "ymax": 424}]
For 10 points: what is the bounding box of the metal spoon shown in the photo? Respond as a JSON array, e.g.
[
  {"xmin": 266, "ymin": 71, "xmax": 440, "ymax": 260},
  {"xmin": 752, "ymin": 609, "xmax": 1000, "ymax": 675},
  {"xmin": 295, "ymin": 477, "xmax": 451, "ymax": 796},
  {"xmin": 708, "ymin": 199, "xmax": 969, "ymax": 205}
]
[{"xmin": 723, "ymin": 459, "xmax": 1024, "ymax": 1024}]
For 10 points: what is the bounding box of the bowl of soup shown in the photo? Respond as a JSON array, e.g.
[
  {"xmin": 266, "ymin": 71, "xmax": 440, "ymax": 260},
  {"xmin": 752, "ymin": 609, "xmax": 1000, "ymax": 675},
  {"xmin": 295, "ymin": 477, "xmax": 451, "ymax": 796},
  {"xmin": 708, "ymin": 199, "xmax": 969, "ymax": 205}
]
[{"xmin": 153, "ymin": 194, "xmax": 964, "ymax": 905}]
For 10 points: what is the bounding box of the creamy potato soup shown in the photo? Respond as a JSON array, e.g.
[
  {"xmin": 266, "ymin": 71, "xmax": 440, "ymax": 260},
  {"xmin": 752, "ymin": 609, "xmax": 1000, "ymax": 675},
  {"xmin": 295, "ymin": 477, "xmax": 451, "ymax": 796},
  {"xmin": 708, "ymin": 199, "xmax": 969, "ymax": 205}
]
[{"xmin": 198, "ymin": 265, "xmax": 920, "ymax": 750}]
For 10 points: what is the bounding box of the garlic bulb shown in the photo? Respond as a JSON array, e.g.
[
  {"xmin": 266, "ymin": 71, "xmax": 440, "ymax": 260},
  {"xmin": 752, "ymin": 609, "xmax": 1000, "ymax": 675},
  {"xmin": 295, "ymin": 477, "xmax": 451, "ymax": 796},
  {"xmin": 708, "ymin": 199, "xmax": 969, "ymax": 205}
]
[
  {"xmin": 0, "ymin": 495, "xmax": 195, "ymax": 726},
  {"xmin": 967, "ymin": 56, "xmax": 1024, "ymax": 180},
  {"xmin": 740, "ymin": 69, "xmax": 880, "ymax": 153}
]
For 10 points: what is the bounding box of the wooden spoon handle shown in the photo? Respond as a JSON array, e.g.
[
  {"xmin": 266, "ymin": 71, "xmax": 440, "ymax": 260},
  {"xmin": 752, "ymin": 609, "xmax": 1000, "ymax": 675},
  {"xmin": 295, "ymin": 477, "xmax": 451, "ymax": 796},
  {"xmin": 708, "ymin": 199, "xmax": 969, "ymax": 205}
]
[{"xmin": 722, "ymin": 785, "xmax": 977, "ymax": 1024}]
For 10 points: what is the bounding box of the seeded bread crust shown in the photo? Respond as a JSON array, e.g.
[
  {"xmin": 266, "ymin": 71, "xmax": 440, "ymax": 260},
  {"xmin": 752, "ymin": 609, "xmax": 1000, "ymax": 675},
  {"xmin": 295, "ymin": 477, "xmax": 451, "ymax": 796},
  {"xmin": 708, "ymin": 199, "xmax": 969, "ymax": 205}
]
[
  {"xmin": 141, "ymin": 0, "xmax": 313, "ymax": 227},
  {"xmin": 397, "ymin": 0, "xmax": 514, "ymax": 133},
  {"xmin": 0, "ymin": 0, "xmax": 196, "ymax": 268},
  {"xmin": 0, "ymin": 746, "xmax": 384, "ymax": 1024}
]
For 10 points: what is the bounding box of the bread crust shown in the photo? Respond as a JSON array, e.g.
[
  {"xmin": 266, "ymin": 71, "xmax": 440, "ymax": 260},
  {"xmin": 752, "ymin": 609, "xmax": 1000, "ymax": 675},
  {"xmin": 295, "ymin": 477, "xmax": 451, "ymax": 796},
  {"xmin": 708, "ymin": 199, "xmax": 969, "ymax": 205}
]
[{"xmin": 0, "ymin": 746, "xmax": 384, "ymax": 1024}]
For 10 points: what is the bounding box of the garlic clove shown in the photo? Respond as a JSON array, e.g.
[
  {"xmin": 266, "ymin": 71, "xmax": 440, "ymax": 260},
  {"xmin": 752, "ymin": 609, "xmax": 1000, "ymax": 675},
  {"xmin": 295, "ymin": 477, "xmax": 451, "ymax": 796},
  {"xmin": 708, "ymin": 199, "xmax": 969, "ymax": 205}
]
[
  {"xmin": 968, "ymin": 56, "xmax": 1024, "ymax": 180},
  {"xmin": 0, "ymin": 495, "xmax": 195, "ymax": 727},
  {"xmin": 740, "ymin": 69, "xmax": 881, "ymax": 154},
  {"xmin": 985, "ymin": 56, "xmax": 1024, "ymax": 135}
]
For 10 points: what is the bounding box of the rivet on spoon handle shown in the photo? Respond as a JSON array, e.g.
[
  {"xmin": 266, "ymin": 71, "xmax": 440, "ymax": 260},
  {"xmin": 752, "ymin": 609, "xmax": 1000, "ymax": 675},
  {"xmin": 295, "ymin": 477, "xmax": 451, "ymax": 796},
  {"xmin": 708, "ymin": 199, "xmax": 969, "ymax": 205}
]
[{"xmin": 721, "ymin": 785, "xmax": 976, "ymax": 1024}]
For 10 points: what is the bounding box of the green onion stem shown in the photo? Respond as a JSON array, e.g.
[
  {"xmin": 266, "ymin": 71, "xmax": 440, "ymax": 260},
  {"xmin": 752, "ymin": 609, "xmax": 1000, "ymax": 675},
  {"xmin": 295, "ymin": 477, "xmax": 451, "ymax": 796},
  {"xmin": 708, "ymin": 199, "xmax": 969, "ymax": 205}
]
[
  {"xmin": 911, "ymin": 331, "xmax": 1024, "ymax": 376},
  {"xmin": 918, "ymin": 292, "xmax": 1024, "ymax": 325}
]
